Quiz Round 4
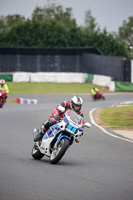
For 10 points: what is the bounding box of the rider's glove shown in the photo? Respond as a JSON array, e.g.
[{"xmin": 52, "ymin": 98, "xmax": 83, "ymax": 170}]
[{"xmin": 54, "ymin": 114, "xmax": 60, "ymax": 122}]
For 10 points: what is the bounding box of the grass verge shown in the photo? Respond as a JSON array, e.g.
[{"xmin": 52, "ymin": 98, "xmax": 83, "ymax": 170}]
[
  {"xmin": 7, "ymin": 98, "xmax": 16, "ymax": 104},
  {"xmin": 100, "ymin": 106, "xmax": 133, "ymax": 128},
  {"xmin": 7, "ymin": 82, "xmax": 109, "ymax": 94},
  {"xmin": 6, "ymin": 82, "xmax": 133, "ymax": 128}
]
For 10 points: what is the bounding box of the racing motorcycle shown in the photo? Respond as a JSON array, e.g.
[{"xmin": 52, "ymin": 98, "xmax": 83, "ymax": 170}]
[
  {"xmin": 0, "ymin": 89, "xmax": 6, "ymax": 108},
  {"xmin": 31, "ymin": 106, "xmax": 91, "ymax": 164},
  {"xmin": 90, "ymin": 90, "xmax": 105, "ymax": 101}
]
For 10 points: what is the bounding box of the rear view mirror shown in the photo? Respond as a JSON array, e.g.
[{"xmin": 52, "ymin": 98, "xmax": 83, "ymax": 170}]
[{"xmin": 84, "ymin": 122, "xmax": 91, "ymax": 128}]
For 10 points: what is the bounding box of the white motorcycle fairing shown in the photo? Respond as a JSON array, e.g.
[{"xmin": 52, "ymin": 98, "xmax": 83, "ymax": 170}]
[{"xmin": 31, "ymin": 109, "xmax": 91, "ymax": 164}]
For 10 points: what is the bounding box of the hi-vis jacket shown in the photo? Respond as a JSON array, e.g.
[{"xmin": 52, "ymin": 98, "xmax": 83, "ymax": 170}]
[
  {"xmin": 0, "ymin": 84, "xmax": 9, "ymax": 94},
  {"xmin": 91, "ymin": 88, "xmax": 99, "ymax": 95}
]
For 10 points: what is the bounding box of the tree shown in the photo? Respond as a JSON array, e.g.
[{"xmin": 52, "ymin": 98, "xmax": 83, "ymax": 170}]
[
  {"xmin": 83, "ymin": 28, "xmax": 130, "ymax": 58},
  {"xmin": 32, "ymin": 4, "xmax": 76, "ymax": 28},
  {"xmin": 84, "ymin": 9, "xmax": 98, "ymax": 32},
  {"xmin": 0, "ymin": 16, "xmax": 5, "ymax": 30},
  {"xmin": 0, "ymin": 4, "xmax": 130, "ymax": 58},
  {"xmin": 118, "ymin": 16, "xmax": 133, "ymax": 46},
  {"xmin": 0, "ymin": 14, "xmax": 26, "ymax": 32}
]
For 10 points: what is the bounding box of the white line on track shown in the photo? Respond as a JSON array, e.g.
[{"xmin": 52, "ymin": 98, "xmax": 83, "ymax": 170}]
[{"xmin": 89, "ymin": 108, "xmax": 133, "ymax": 143}]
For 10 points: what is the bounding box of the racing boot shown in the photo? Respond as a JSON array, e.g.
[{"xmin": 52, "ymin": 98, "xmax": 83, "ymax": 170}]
[
  {"xmin": 34, "ymin": 121, "xmax": 49, "ymax": 142},
  {"xmin": 34, "ymin": 131, "xmax": 44, "ymax": 142}
]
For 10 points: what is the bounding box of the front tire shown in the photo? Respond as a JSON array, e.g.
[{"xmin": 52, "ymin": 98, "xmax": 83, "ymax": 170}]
[
  {"xmin": 50, "ymin": 138, "xmax": 70, "ymax": 164},
  {"xmin": 31, "ymin": 143, "xmax": 44, "ymax": 160}
]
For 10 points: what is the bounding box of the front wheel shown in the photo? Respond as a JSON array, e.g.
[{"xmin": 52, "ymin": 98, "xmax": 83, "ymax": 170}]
[
  {"xmin": 31, "ymin": 143, "xmax": 44, "ymax": 160},
  {"xmin": 50, "ymin": 138, "xmax": 70, "ymax": 164}
]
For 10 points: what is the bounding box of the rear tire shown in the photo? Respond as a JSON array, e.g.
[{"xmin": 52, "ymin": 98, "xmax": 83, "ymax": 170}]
[
  {"xmin": 102, "ymin": 96, "xmax": 105, "ymax": 100},
  {"xmin": 31, "ymin": 144, "xmax": 44, "ymax": 160},
  {"xmin": 0, "ymin": 98, "xmax": 3, "ymax": 108},
  {"xmin": 50, "ymin": 138, "xmax": 70, "ymax": 164}
]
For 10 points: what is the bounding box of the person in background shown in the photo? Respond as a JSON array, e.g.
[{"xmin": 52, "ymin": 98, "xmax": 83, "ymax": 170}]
[
  {"xmin": 34, "ymin": 95, "xmax": 85, "ymax": 142},
  {"xmin": 91, "ymin": 87, "xmax": 99, "ymax": 100},
  {"xmin": 0, "ymin": 79, "xmax": 9, "ymax": 102}
]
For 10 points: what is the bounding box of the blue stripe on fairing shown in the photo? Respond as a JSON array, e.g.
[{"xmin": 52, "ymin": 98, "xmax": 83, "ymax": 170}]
[
  {"xmin": 57, "ymin": 135, "xmax": 70, "ymax": 144},
  {"xmin": 63, "ymin": 117, "xmax": 69, "ymax": 123},
  {"xmin": 43, "ymin": 133, "xmax": 48, "ymax": 139}
]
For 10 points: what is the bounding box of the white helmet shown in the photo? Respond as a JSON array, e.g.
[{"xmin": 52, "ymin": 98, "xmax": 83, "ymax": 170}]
[
  {"xmin": 0, "ymin": 79, "xmax": 5, "ymax": 85},
  {"xmin": 71, "ymin": 95, "xmax": 83, "ymax": 113}
]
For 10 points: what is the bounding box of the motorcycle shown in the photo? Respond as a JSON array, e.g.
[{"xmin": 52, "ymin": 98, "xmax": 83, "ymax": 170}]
[
  {"xmin": 90, "ymin": 90, "xmax": 105, "ymax": 101},
  {"xmin": 0, "ymin": 89, "xmax": 6, "ymax": 108},
  {"xmin": 31, "ymin": 106, "xmax": 91, "ymax": 164}
]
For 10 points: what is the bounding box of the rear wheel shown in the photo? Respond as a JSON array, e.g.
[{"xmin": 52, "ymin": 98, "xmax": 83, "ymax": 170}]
[
  {"xmin": 0, "ymin": 98, "xmax": 3, "ymax": 108},
  {"xmin": 102, "ymin": 96, "xmax": 105, "ymax": 100},
  {"xmin": 50, "ymin": 138, "xmax": 70, "ymax": 164},
  {"xmin": 31, "ymin": 143, "xmax": 44, "ymax": 160}
]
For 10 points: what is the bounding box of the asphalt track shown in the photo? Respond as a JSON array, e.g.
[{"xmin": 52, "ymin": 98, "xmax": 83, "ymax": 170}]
[{"xmin": 0, "ymin": 93, "xmax": 133, "ymax": 200}]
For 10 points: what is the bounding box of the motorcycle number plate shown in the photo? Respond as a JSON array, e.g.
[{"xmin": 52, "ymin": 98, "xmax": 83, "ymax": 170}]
[{"xmin": 66, "ymin": 124, "xmax": 77, "ymax": 134}]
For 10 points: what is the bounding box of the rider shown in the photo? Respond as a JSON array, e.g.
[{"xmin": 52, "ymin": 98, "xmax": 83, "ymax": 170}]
[
  {"xmin": 34, "ymin": 95, "xmax": 85, "ymax": 142},
  {"xmin": 91, "ymin": 87, "xmax": 99, "ymax": 100},
  {"xmin": 0, "ymin": 79, "xmax": 9, "ymax": 102}
]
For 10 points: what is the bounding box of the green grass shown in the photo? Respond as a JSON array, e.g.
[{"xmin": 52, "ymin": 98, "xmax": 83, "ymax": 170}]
[
  {"xmin": 6, "ymin": 82, "xmax": 133, "ymax": 128},
  {"xmin": 7, "ymin": 98, "xmax": 16, "ymax": 104},
  {"xmin": 100, "ymin": 106, "xmax": 133, "ymax": 127},
  {"xmin": 7, "ymin": 82, "xmax": 108, "ymax": 94}
]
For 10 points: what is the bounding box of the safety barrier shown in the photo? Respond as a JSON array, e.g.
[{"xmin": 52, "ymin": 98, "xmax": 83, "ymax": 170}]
[
  {"xmin": 2, "ymin": 72, "xmax": 133, "ymax": 92},
  {"xmin": 0, "ymin": 73, "xmax": 13, "ymax": 81},
  {"xmin": 16, "ymin": 98, "xmax": 38, "ymax": 104},
  {"xmin": 13, "ymin": 72, "xmax": 88, "ymax": 83}
]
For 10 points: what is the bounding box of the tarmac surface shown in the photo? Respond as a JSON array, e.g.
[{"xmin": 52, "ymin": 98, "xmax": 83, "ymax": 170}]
[{"xmin": 1, "ymin": 93, "xmax": 133, "ymax": 200}]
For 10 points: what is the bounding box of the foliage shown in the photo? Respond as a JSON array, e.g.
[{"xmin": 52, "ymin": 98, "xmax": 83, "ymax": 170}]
[
  {"xmin": 84, "ymin": 9, "xmax": 98, "ymax": 32},
  {"xmin": 32, "ymin": 4, "xmax": 76, "ymax": 28},
  {"xmin": 0, "ymin": 4, "xmax": 131, "ymax": 58},
  {"xmin": 95, "ymin": 29, "xmax": 129, "ymax": 57},
  {"xmin": 0, "ymin": 14, "xmax": 26, "ymax": 32},
  {"xmin": 118, "ymin": 16, "xmax": 133, "ymax": 46}
]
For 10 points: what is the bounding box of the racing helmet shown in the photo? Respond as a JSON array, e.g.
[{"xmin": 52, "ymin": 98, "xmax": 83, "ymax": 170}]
[
  {"xmin": 0, "ymin": 79, "xmax": 5, "ymax": 85},
  {"xmin": 71, "ymin": 95, "xmax": 83, "ymax": 113}
]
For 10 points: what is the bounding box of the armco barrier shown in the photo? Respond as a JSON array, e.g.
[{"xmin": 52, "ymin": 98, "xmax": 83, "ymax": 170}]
[
  {"xmin": 16, "ymin": 98, "xmax": 38, "ymax": 104},
  {"xmin": 115, "ymin": 81, "xmax": 133, "ymax": 92},
  {"xmin": 0, "ymin": 74, "xmax": 13, "ymax": 81}
]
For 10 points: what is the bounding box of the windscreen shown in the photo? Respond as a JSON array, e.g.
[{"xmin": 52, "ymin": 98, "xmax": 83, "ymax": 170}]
[{"xmin": 65, "ymin": 109, "xmax": 83, "ymax": 125}]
